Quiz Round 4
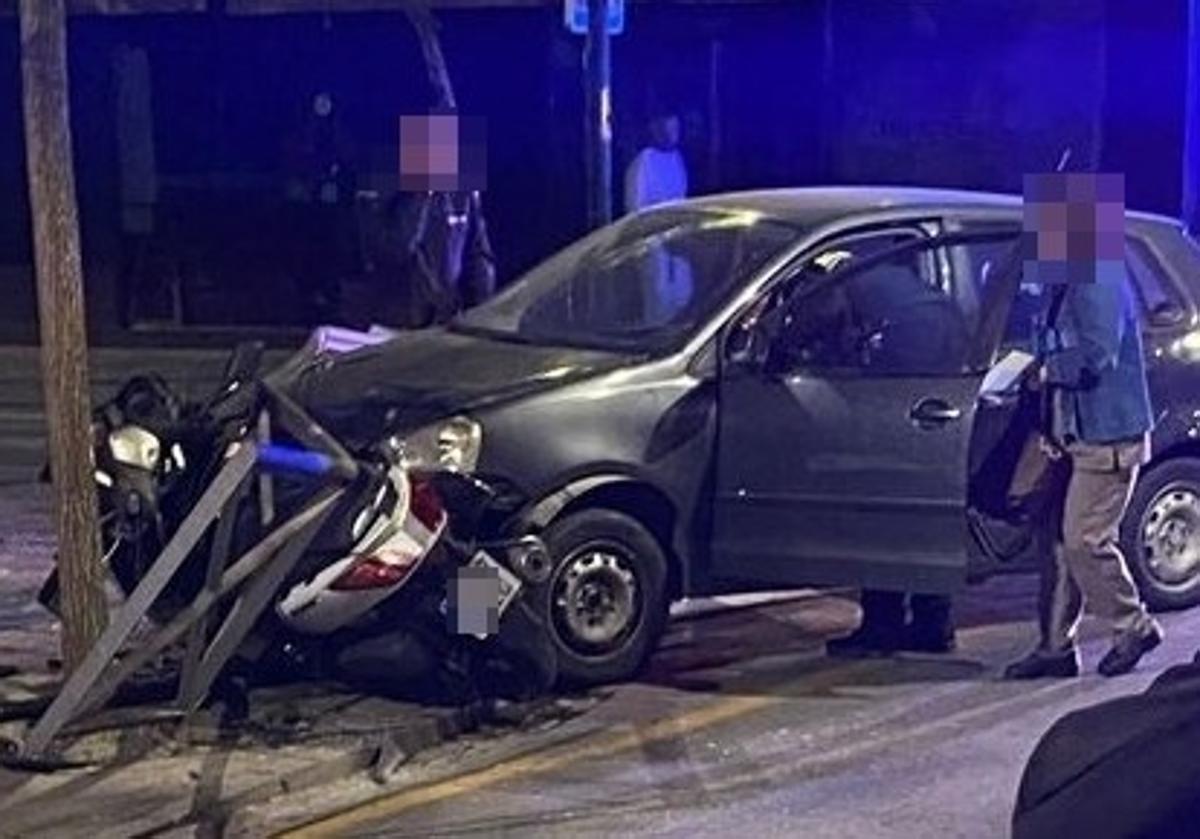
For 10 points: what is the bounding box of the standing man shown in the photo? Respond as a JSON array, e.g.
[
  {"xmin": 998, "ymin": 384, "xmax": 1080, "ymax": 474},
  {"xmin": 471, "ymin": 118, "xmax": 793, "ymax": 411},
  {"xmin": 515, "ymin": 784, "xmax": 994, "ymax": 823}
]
[
  {"xmin": 1006, "ymin": 172, "xmax": 1162, "ymax": 680},
  {"xmin": 826, "ymin": 257, "xmax": 960, "ymax": 659},
  {"xmin": 623, "ymin": 109, "xmax": 688, "ymax": 215},
  {"xmin": 394, "ymin": 188, "xmax": 495, "ymax": 328},
  {"xmin": 624, "ymin": 108, "xmax": 692, "ymax": 323},
  {"xmin": 393, "ymin": 112, "xmax": 496, "ymax": 328}
]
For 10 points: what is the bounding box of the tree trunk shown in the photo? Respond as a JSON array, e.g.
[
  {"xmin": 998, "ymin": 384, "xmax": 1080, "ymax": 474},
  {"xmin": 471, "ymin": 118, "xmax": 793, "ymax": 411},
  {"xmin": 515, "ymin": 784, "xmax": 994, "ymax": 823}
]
[
  {"xmin": 19, "ymin": 0, "xmax": 108, "ymax": 673},
  {"xmin": 1185, "ymin": 0, "xmax": 1200, "ymax": 233}
]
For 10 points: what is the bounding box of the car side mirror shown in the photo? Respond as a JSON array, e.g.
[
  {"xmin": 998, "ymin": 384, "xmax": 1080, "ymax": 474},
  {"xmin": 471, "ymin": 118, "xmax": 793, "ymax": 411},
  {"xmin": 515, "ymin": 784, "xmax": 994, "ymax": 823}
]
[{"xmin": 727, "ymin": 321, "xmax": 770, "ymax": 370}]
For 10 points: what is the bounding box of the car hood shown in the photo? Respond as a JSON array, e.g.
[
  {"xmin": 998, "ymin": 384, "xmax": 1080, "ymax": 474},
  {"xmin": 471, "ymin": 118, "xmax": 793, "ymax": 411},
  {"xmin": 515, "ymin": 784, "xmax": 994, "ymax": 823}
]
[{"xmin": 281, "ymin": 327, "xmax": 636, "ymax": 447}]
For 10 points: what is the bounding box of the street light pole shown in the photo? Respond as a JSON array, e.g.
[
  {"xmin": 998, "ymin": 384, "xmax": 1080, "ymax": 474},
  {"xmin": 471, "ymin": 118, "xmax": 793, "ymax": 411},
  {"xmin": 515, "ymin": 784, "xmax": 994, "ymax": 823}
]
[
  {"xmin": 19, "ymin": 0, "xmax": 109, "ymax": 672},
  {"xmin": 1184, "ymin": 0, "xmax": 1199, "ymax": 233},
  {"xmin": 584, "ymin": 0, "xmax": 612, "ymax": 228}
]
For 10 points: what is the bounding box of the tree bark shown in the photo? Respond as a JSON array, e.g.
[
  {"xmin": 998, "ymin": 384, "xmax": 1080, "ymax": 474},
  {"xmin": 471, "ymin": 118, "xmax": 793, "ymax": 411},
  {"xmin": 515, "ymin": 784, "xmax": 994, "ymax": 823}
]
[
  {"xmin": 19, "ymin": 0, "xmax": 108, "ymax": 673},
  {"xmin": 1185, "ymin": 0, "xmax": 1200, "ymax": 233}
]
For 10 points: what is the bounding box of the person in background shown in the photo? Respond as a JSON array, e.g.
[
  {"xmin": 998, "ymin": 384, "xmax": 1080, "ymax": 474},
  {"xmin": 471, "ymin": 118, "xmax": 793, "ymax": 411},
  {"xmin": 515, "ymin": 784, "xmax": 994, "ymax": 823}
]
[
  {"xmin": 825, "ymin": 256, "xmax": 962, "ymax": 658},
  {"xmin": 394, "ymin": 189, "xmax": 496, "ymax": 328},
  {"xmin": 624, "ymin": 109, "xmax": 692, "ymax": 323},
  {"xmin": 386, "ymin": 111, "xmax": 497, "ymax": 329},
  {"xmin": 623, "ymin": 109, "xmax": 689, "ymax": 215}
]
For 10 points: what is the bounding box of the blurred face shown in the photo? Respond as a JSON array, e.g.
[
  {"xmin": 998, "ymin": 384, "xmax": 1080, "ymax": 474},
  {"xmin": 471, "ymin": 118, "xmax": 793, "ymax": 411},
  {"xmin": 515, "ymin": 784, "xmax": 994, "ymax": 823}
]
[
  {"xmin": 1022, "ymin": 172, "xmax": 1126, "ymax": 285},
  {"xmin": 398, "ymin": 112, "xmax": 489, "ymax": 192},
  {"xmin": 651, "ymin": 115, "xmax": 681, "ymax": 150}
]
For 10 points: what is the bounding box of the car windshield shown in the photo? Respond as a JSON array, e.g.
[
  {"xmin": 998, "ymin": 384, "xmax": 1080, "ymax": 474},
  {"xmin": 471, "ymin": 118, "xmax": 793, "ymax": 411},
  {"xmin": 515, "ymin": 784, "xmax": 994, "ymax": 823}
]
[{"xmin": 452, "ymin": 208, "xmax": 800, "ymax": 353}]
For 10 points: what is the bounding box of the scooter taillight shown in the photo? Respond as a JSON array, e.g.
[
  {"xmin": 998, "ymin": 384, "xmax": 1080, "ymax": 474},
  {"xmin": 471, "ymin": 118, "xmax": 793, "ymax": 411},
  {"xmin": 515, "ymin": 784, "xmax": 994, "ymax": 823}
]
[
  {"xmin": 330, "ymin": 553, "xmax": 420, "ymax": 592},
  {"xmin": 410, "ymin": 477, "xmax": 445, "ymax": 531}
]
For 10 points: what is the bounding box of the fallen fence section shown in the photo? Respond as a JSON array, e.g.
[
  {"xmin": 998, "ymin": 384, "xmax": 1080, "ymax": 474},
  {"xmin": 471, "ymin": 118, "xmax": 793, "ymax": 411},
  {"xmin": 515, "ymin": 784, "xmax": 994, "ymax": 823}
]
[{"xmin": 7, "ymin": 380, "xmax": 360, "ymax": 764}]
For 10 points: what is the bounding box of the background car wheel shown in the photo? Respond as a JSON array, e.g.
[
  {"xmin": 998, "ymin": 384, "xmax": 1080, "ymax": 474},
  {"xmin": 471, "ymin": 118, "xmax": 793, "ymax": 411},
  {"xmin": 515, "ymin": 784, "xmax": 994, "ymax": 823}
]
[
  {"xmin": 541, "ymin": 508, "xmax": 669, "ymax": 686},
  {"xmin": 1121, "ymin": 457, "xmax": 1200, "ymax": 612}
]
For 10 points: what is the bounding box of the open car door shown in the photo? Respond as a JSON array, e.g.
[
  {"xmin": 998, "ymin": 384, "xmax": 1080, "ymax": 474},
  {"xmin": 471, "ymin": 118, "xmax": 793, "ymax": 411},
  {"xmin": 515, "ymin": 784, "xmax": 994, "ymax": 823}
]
[{"xmin": 711, "ymin": 225, "xmax": 1022, "ymax": 594}]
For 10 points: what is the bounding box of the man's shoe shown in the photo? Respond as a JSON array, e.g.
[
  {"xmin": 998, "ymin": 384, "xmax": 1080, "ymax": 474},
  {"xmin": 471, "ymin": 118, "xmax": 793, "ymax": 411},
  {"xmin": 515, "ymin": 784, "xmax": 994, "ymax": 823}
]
[
  {"xmin": 1098, "ymin": 624, "xmax": 1163, "ymax": 678},
  {"xmin": 826, "ymin": 624, "xmax": 900, "ymax": 659},
  {"xmin": 1003, "ymin": 647, "xmax": 1080, "ymax": 680},
  {"xmin": 901, "ymin": 625, "xmax": 957, "ymax": 654}
]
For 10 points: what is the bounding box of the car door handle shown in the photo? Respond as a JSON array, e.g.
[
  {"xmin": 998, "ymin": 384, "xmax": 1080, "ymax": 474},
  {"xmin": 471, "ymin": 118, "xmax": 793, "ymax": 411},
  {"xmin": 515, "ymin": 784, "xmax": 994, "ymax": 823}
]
[{"xmin": 910, "ymin": 398, "xmax": 962, "ymax": 426}]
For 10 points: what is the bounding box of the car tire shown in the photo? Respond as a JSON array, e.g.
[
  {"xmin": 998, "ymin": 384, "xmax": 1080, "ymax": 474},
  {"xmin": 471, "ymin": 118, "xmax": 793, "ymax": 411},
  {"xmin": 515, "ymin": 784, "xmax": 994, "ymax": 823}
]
[
  {"xmin": 1121, "ymin": 457, "xmax": 1200, "ymax": 612},
  {"xmin": 540, "ymin": 508, "xmax": 669, "ymax": 686}
]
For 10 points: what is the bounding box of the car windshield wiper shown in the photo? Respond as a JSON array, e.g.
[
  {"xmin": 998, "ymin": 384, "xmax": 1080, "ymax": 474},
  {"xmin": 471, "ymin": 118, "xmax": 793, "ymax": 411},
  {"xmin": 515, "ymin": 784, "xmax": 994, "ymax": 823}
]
[
  {"xmin": 449, "ymin": 321, "xmax": 640, "ymax": 355},
  {"xmin": 515, "ymin": 328, "xmax": 651, "ymax": 355},
  {"xmin": 446, "ymin": 321, "xmax": 544, "ymax": 347}
]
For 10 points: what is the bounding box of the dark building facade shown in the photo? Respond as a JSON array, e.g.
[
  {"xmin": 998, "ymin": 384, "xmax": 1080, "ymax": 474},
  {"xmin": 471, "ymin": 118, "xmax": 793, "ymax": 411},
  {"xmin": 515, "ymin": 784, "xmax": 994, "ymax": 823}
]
[{"xmin": 0, "ymin": 0, "xmax": 1191, "ymax": 342}]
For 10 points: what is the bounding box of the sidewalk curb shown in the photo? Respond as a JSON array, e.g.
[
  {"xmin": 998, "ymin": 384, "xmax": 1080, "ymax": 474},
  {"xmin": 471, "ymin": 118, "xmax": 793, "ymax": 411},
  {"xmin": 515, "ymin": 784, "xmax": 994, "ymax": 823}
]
[
  {"xmin": 0, "ymin": 696, "xmax": 491, "ymax": 836},
  {"xmin": 670, "ymin": 588, "xmax": 851, "ymax": 623},
  {"xmin": 165, "ymin": 745, "xmax": 379, "ymax": 837},
  {"xmin": 184, "ymin": 701, "xmax": 490, "ymax": 834}
]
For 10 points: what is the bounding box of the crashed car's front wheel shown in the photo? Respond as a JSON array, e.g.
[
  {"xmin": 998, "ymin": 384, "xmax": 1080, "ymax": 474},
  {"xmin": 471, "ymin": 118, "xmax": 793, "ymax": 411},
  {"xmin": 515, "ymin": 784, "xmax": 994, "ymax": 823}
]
[{"xmin": 542, "ymin": 509, "xmax": 668, "ymax": 686}]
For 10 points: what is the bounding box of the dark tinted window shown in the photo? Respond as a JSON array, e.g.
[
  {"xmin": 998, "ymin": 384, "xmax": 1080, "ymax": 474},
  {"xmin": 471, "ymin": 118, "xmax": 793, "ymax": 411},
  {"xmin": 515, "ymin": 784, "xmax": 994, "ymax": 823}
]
[
  {"xmin": 772, "ymin": 233, "xmax": 970, "ymax": 376},
  {"xmin": 958, "ymin": 228, "xmax": 1185, "ymax": 346},
  {"xmin": 456, "ymin": 209, "xmax": 797, "ymax": 353},
  {"xmin": 950, "ymin": 235, "xmax": 1031, "ymax": 349}
]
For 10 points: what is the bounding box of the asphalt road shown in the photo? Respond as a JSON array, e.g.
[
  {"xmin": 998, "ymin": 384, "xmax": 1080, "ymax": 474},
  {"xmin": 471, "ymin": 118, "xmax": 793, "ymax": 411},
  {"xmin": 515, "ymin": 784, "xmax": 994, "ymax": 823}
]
[{"xmin": 259, "ymin": 575, "xmax": 1199, "ymax": 839}]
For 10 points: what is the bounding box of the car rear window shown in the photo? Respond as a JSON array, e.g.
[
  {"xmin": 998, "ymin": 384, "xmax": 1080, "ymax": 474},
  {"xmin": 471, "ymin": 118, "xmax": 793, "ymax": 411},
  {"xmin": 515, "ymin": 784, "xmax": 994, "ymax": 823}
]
[{"xmin": 958, "ymin": 223, "xmax": 1188, "ymax": 334}]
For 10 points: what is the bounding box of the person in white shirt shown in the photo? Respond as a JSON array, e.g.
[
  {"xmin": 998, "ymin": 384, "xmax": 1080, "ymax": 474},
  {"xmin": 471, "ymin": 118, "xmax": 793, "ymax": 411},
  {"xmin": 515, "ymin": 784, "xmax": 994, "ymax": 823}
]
[
  {"xmin": 624, "ymin": 112, "xmax": 692, "ymax": 324},
  {"xmin": 623, "ymin": 112, "xmax": 688, "ymax": 214}
]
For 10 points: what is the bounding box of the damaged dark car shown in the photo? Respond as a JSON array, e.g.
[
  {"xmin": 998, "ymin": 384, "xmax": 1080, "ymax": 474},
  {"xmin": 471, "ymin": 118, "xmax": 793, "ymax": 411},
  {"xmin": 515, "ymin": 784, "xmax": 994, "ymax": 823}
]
[
  {"xmin": 58, "ymin": 187, "xmax": 1200, "ymax": 696},
  {"xmin": 277, "ymin": 186, "xmax": 1200, "ymax": 685}
]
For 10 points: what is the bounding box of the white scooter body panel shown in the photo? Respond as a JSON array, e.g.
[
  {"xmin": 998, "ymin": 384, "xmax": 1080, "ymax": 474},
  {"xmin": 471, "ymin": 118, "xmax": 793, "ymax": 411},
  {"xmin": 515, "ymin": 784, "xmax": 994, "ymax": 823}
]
[{"xmin": 275, "ymin": 466, "xmax": 446, "ymax": 635}]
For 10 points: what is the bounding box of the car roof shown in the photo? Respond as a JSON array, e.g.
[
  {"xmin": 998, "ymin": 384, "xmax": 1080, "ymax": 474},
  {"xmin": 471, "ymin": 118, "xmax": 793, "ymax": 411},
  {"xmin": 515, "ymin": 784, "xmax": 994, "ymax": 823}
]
[{"xmin": 679, "ymin": 186, "xmax": 1183, "ymax": 231}]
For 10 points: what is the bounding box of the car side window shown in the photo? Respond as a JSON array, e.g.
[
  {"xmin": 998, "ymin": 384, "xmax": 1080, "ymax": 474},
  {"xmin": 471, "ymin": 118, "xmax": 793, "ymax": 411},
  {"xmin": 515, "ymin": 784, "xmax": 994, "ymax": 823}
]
[
  {"xmin": 957, "ymin": 226, "xmax": 1188, "ymax": 346},
  {"xmin": 949, "ymin": 234, "xmax": 1032, "ymax": 350},
  {"xmin": 768, "ymin": 232, "xmax": 971, "ymax": 377},
  {"xmin": 516, "ymin": 212, "xmax": 797, "ymax": 350}
]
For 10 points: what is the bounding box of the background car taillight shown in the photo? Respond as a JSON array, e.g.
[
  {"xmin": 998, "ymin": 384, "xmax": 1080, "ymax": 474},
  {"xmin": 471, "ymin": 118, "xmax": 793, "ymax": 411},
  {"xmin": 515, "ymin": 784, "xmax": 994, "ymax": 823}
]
[{"xmin": 330, "ymin": 552, "xmax": 421, "ymax": 591}]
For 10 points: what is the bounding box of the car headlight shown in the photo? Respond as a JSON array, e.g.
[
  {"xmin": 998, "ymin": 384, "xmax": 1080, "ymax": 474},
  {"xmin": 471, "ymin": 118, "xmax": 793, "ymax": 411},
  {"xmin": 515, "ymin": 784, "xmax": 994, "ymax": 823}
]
[
  {"xmin": 389, "ymin": 416, "xmax": 483, "ymax": 473},
  {"xmin": 108, "ymin": 425, "xmax": 162, "ymax": 471}
]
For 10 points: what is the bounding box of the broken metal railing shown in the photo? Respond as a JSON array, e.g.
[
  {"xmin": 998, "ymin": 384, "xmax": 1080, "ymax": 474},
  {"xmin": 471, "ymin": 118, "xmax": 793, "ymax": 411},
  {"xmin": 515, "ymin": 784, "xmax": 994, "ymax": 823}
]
[{"xmin": 14, "ymin": 381, "xmax": 361, "ymax": 761}]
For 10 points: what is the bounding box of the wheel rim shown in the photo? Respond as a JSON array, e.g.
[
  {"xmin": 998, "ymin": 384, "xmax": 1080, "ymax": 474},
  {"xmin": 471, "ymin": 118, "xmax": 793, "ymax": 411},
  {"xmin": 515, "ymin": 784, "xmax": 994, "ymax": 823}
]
[
  {"xmin": 1141, "ymin": 484, "xmax": 1200, "ymax": 589},
  {"xmin": 551, "ymin": 542, "xmax": 641, "ymax": 655}
]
